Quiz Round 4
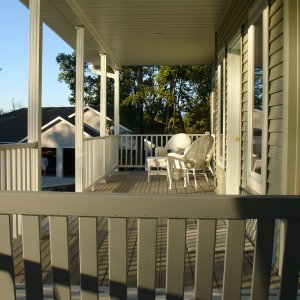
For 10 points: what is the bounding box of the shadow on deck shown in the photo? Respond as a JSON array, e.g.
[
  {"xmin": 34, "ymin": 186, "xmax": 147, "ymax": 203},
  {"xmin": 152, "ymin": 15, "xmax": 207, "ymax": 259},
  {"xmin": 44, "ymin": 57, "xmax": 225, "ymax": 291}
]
[
  {"xmin": 91, "ymin": 170, "xmax": 215, "ymax": 194},
  {"xmin": 11, "ymin": 170, "xmax": 281, "ymax": 294}
]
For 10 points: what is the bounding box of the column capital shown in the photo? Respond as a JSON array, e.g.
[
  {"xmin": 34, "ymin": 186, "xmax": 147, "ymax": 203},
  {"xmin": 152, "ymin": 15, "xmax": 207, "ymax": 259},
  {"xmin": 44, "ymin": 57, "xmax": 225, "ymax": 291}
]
[{"xmin": 75, "ymin": 25, "xmax": 85, "ymax": 30}]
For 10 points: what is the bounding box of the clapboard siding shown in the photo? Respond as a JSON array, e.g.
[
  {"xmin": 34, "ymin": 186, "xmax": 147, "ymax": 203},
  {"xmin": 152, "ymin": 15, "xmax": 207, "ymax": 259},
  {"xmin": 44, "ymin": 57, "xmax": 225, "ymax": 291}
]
[
  {"xmin": 270, "ymin": 35, "xmax": 283, "ymax": 55},
  {"xmin": 241, "ymin": 28, "xmax": 249, "ymax": 187},
  {"xmin": 269, "ymin": 133, "xmax": 283, "ymax": 147},
  {"xmin": 270, "ymin": 20, "xmax": 283, "ymax": 42},
  {"xmin": 269, "ymin": 146, "xmax": 283, "ymax": 160},
  {"xmin": 270, "ymin": 91, "xmax": 284, "ymax": 106},
  {"xmin": 267, "ymin": 0, "xmax": 284, "ymax": 196},
  {"xmin": 269, "ymin": 0, "xmax": 283, "ymax": 14},
  {"xmin": 269, "ymin": 105, "xmax": 283, "ymax": 119},
  {"xmin": 215, "ymin": 0, "xmax": 252, "ymax": 192},
  {"xmin": 269, "ymin": 6, "xmax": 283, "ymax": 29},
  {"xmin": 216, "ymin": 0, "xmax": 251, "ymax": 51},
  {"xmin": 214, "ymin": 0, "xmax": 284, "ymax": 194},
  {"xmin": 269, "ymin": 49, "xmax": 283, "ymax": 68},
  {"xmin": 269, "ymin": 63, "xmax": 283, "ymax": 81},
  {"xmin": 269, "ymin": 119, "xmax": 283, "ymax": 132},
  {"xmin": 269, "ymin": 77, "xmax": 284, "ymax": 94}
]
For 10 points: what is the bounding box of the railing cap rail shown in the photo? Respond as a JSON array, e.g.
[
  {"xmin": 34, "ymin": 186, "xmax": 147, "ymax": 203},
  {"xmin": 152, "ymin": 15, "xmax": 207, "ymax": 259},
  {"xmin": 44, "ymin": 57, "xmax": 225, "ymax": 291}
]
[
  {"xmin": 0, "ymin": 192, "xmax": 299, "ymax": 219},
  {"xmin": 0, "ymin": 142, "xmax": 38, "ymax": 150}
]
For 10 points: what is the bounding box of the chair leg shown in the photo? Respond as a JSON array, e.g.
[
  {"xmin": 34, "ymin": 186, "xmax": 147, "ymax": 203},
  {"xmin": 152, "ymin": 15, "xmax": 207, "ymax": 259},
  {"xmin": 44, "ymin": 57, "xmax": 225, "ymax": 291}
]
[
  {"xmin": 203, "ymin": 170, "xmax": 214, "ymax": 190},
  {"xmin": 208, "ymin": 165, "xmax": 214, "ymax": 176},
  {"xmin": 193, "ymin": 169, "xmax": 198, "ymax": 191},
  {"xmin": 167, "ymin": 159, "xmax": 173, "ymax": 190},
  {"xmin": 186, "ymin": 170, "xmax": 190, "ymax": 184}
]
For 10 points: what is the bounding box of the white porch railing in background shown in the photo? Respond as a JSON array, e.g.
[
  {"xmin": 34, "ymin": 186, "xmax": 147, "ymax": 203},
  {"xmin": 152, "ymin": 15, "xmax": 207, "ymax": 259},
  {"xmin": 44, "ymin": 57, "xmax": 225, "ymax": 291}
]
[
  {"xmin": 105, "ymin": 135, "xmax": 119, "ymax": 175},
  {"xmin": 119, "ymin": 134, "xmax": 204, "ymax": 168},
  {"xmin": 0, "ymin": 192, "xmax": 299, "ymax": 299},
  {"xmin": 83, "ymin": 136, "xmax": 118, "ymax": 191},
  {"xmin": 0, "ymin": 142, "xmax": 38, "ymax": 191},
  {"xmin": 0, "ymin": 142, "xmax": 38, "ymax": 238}
]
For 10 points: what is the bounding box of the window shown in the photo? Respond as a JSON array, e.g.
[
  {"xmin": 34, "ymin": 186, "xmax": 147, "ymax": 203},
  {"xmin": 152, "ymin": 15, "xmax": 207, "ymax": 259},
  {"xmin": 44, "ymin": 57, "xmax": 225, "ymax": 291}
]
[
  {"xmin": 217, "ymin": 59, "xmax": 226, "ymax": 168},
  {"xmin": 247, "ymin": 1, "xmax": 268, "ymax": 193}
]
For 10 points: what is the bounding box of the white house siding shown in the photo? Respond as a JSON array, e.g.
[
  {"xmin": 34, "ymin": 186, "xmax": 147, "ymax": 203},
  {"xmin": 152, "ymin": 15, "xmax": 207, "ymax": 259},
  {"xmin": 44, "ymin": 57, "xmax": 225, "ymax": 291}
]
[
  {"xmin": 41, "ymin": 121, "xmax": 76, "ymax": 177},
  {"xmin": 215, "ymin": 0, "xmax": 284, "ymax": 195},
  {"xmin": 84, "ymin": 109, "xmax": 100, "ymax": 132},
  {"xmin": 215, "ymin": 50, "xmax": 226, "ymax": 194},
  {"xmin": 267, "ymin": 0, "xmax": 284, "ymax": 195},
  {"xmin": 241, "ymin": 29, "xmax": 249, "ymax": 189},
  {"xmin": 214, "ymin": 0, "xmax": 252, "ymax": 194}
]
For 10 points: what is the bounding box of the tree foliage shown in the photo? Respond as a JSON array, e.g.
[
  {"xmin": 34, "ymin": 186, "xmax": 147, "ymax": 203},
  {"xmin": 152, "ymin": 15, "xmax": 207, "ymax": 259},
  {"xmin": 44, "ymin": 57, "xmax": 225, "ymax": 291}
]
[{"xmin": 56, "ymin": 52, "xmax": 212, "ymax": 134}]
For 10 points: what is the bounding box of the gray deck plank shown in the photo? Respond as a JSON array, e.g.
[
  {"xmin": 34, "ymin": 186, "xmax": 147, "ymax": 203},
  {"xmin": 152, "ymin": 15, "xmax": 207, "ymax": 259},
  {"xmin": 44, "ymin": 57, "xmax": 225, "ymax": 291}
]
[{"xmin": 9, "ymin": 170, "xmax": 284, "ymax": 296}]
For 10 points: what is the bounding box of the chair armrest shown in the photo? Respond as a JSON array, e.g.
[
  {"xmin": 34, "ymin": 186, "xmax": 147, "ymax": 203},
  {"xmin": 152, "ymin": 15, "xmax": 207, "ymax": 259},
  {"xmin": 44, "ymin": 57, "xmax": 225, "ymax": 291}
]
[
  {"xmin": 167, "ymin": 152, "xmax": 184, "ymax": 160},
  {"xmin": 155, "ymin": 147, "xmax": 168, "ymax": 156}
]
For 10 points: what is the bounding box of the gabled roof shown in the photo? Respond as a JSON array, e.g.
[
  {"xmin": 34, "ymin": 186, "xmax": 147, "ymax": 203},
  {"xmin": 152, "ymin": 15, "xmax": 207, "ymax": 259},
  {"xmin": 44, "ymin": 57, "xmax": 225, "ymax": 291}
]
[
  {"xmin": 0, "ymin": 107, "xmax": 130, "ymax": 143},
  {"xmin": 0, "ymin": 107, "xmax": 75, "ymax": 143}
]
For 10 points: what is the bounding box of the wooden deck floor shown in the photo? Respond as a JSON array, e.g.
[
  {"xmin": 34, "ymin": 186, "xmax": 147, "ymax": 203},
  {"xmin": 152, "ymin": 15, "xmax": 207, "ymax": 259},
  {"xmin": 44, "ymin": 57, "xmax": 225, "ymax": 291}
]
[
  {"xmin": 91, "ymin": 170, "xmax": 215, "ymax": 194},
  {"xmin": 12, "ymin": 170, "xmax": 281, "ymax": 292}
]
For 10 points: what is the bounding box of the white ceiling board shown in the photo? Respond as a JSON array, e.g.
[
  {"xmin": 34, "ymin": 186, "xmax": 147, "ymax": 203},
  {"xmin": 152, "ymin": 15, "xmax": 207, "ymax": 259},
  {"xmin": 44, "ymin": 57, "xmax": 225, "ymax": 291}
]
[{"xmin": 19, "ymin": 0, "xmax": 231, "ymax": 66}]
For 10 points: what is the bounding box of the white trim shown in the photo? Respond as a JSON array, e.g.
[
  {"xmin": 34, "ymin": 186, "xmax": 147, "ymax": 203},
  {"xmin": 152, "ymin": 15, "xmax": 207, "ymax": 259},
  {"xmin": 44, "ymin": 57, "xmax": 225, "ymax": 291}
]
[
  {"xmin": 28, "ymin": 0, "xmax": 43, "ymax": 191},
  {"xmin": 100, "ymin": 54, "xmax": 107, "ymax": 137},
  {"xmin": 210, "ymin": 91, "xmax": 215, "ymax": 134},
  {"xmin": 75, "ymin": 26, "xmax": 85, "ymax": 193},
  {"xmin": 67, "ymin": 105, "xmax": 131, "ymax": 133},
  {"xmin": 41, "ymin": 117, "xmax": 91, "ymax": 138},
  {"xmin": 247, "ymin": 1, "xmax": 269, "ymax": 194},
  {"xmin": 217, "ymin": 59, "xmax": 226, "ymax": 169},
  {"xmin": 19, "ymin": 116, "xmax": 93, "ymax": 143},
  {"xmin": 226, "ymin": 34, "xmax": 242, "ymax": 194},
  {"xmin": 114, "ymin": 69, "xmax": 120, "ymax": 135},
  {"xmin": 89, "ymin": 64, "xmax": 115, "ymax": 79},
  {"xmin": 282, "ymin": 0, "xmax": 300, "ymax": 195},
  {"xmin": 64, "ymin": 0, "xmax": 120, "ymax": 69}
]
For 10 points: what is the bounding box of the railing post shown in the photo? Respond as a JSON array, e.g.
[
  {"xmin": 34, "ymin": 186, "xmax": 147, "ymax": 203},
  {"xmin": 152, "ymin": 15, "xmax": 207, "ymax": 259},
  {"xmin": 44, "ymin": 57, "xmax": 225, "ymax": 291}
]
[
  {"xmin": 100, "ymin": 54, "xmax": 107, "ymax": 137},
  {"xmin": 114, "ymin": 69, "xmax": 120, "ymax": 136},
  {"xmin": 100, "ymin": 54, "xmax": 107, "ymax": 181},
  {"xmin": 75, "ymin": 26, "xmax": 85, "ymax": 192},
  {"xmin": 28, "ymin": 0, "xmax": 42, "ymax": 191}
]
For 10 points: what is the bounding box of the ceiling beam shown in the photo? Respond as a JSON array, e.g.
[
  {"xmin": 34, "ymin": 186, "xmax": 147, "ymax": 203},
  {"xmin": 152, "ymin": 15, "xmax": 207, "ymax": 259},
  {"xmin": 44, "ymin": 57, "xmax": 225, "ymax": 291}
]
[{"xmin": 63, "ymin": 0, "xmax": 121, "ymax": 69}]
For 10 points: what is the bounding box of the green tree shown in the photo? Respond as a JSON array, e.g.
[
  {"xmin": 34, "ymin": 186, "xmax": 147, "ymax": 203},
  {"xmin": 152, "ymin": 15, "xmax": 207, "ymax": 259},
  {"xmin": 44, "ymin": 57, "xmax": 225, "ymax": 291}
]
[
  {"xmin": 56, "ymin": 52, "xmax": 212, "ymax": 134},
  {"xmin": 56, "ymin": 52, "xmax": 114, "ymax": 114}
]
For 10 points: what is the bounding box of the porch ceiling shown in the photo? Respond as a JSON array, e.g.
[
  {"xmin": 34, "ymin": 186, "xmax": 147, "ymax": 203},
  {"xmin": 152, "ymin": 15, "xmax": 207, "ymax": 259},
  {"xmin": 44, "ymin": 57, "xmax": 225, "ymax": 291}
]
[{"xmin": 19, "ymin": 0, "xmax": 231, "ymax": 69}]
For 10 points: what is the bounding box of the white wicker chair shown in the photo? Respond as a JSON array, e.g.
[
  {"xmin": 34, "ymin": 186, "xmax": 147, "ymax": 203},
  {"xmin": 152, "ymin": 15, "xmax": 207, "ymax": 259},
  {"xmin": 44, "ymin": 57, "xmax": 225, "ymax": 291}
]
[
  {"xmin": 155, "ymin": 133, "xmax": 191, "ymax": 156},
  {"xmin": 167, "ymin": 135, "xmax": 214, "ymax": 190}
]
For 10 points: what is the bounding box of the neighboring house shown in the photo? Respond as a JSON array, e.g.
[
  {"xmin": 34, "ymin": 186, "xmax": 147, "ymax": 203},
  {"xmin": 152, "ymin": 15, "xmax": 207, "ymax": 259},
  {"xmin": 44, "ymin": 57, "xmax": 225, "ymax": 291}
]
[
  {"xmin": 0, "ymin": 1, "xmax": 299, "ymax": 297},
  {"xmin": 0, "ymin": 106, "xmax": 131, "ymax": 177}
]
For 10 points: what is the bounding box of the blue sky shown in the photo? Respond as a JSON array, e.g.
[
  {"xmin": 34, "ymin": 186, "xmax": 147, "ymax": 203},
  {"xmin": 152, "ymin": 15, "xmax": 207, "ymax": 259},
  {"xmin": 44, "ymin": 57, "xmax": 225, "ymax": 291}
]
[{"xmin": 0, "ymin": 0, "xmax": 73, "ymax": 112}]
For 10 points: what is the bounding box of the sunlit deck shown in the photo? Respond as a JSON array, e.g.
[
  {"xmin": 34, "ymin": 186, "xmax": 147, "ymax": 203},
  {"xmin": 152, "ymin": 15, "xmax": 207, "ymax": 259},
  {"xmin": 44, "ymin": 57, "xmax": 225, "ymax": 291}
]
[
  {"xmin": 11, "ymin": 170, "xmax": 282, "ymax": 296},
  {"xmin": 91, "ymin": 170, "xmax": 215, "ymax": 194}
]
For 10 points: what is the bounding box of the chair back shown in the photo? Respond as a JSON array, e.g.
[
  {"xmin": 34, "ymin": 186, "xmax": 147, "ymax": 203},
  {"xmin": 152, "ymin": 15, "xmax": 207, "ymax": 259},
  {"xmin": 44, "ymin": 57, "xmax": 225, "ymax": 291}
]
[
  {"xmin": 166, "ymin": 133, "xmax": 191, "ymax": 152},
  {"xmin": 184, "ymin": 135, "xmax": 214, "ymax": 168}
]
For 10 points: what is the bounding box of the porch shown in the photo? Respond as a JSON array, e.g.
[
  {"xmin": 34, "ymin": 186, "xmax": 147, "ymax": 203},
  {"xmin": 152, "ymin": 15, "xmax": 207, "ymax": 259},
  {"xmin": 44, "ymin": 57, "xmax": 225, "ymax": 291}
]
[{"xmin": 1, "ymin": 187, "xmax": 299, "ymax": 299}]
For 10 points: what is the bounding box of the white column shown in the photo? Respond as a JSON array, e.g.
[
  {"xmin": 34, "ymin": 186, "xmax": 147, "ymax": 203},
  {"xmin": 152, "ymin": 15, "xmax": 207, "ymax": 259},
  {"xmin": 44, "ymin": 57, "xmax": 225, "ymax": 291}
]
[
  {"xmin": 114, "ymin": 69, "xmax": 120, "ymax": 135},
  {"xmin": 100, "ymin": 54, "xmax": 107, "ymax": 181},
  {"xmin": 28, "ymin": 0, "xmax": 42, "ymax": 191},
  {"xmin": 75, "ymin": 26, "xmax": 85, "ymax": 192},
  {"xmin": 56, "ymin": 147, "xmax": 63, "ymax": 178},
  {"xmin": 100, "ymin": 54, "xmax": 107, "ymax": 136}
]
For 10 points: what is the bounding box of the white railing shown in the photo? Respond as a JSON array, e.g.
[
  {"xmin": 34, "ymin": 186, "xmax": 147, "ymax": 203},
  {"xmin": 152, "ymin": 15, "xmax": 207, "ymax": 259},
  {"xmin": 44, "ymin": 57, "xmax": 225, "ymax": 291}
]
[
  {"xmin": 83, "ymin": 136, "xmax": 118, "ymax": 190},
  {"xmin": 0, "ymin": 142, "xmax": 38, "ymax": 238},
  {"xmin": 0, "ymin": 192, "xmax": 299, "ymax": 299},
  {"xmin": 119, "ymin": 134, "xmax": 204, "ymax": 168},
  {"xmin": 0, "ymin": 142, "xmax": 38, "ymax": 192},
  {"xmin": 105, "ymin": 135, "xmax": 119, "ymax": 175}
]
